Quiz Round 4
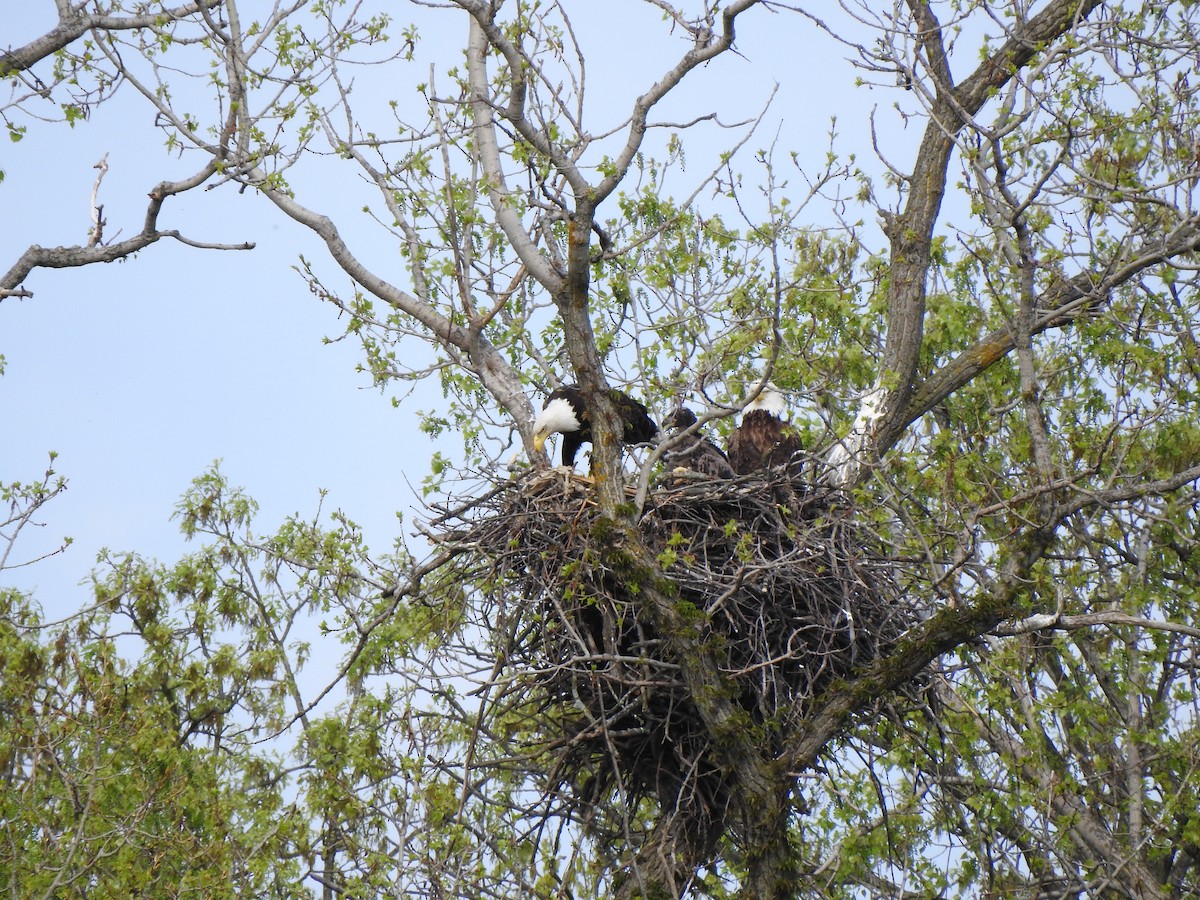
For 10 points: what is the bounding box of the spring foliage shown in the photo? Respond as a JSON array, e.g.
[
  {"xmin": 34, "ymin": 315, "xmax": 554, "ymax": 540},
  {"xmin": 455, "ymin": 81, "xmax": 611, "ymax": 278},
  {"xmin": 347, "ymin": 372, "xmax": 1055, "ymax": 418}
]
[{"xmin": 6, "ymin": 1, "xmax": 1200, "ymax": 897}]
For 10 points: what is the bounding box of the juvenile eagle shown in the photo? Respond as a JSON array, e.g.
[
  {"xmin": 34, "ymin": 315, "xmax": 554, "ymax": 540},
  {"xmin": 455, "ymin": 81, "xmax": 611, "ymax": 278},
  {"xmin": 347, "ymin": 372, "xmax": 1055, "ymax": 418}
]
[
  {"xmin": 663, "ymin": 407, "xmax": 736, "ymax": 479},
  {"xmin": 727, "ymin": 386, "xmax": 803, "ymax": 475},
  {"xmin": 532, "ymin": 385, "xmax": 659, "ymax": 467}
]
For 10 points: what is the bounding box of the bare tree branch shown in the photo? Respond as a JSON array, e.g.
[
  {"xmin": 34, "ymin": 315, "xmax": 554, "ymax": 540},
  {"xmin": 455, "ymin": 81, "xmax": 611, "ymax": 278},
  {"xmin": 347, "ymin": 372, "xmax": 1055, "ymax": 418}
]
[
  {"xmin": 0, "ymin": 162, "xmax": 254, "ymax": 299},
  {"xmin": 0, "ymin": 0, "xmax": 222, "ymax": 76},
  {"xmin": 255, "ymin": 180, "xmax": 540, "ymax": 447}
]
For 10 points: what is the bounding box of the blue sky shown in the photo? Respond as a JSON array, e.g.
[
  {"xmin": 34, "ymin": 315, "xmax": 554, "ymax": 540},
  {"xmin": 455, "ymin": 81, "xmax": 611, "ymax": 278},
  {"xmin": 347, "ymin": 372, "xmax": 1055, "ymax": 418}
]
[{"xmin": 2, "ymin": 3, "xmax": 900, "ymax": 619}]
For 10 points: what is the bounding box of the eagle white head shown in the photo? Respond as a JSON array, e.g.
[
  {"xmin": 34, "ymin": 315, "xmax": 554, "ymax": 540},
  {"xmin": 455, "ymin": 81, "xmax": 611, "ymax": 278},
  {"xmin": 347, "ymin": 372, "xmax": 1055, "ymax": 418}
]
[
  {"xmin": 531, "ymin": 384, "xmax": 658, "ymax": 467},
  {"xmin": 744, "ymin": 385, "xmax": 787, "ymax": 418},
  {"xmin": 532, "ymin": 395, "xmax": 581, "ymax": 452}
]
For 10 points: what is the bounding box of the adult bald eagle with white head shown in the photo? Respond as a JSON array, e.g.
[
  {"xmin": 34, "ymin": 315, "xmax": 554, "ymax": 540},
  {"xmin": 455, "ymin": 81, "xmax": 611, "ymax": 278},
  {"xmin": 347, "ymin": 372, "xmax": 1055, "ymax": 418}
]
[
  {"xmin": 532, "ymin": 384, "xmax": 659, "ymax": 468},
  {"xmin": 727, "ymin": 385, "xmax": 803, "ymax": 476}
]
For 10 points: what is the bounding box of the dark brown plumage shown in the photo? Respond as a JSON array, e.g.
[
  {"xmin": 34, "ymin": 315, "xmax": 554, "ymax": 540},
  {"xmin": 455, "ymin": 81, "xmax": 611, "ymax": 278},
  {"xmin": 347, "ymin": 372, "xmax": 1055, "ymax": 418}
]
[
  {"xmin": 662, "ymin": 407, "xmax": 736, "ymax": 479},
  {"xmin": 532, "ymin": 385, "xmax": 659, "ymax": 467},
  {"xmin": 727, "ymin": 388, "xmax": 803, "ymax": 476}
]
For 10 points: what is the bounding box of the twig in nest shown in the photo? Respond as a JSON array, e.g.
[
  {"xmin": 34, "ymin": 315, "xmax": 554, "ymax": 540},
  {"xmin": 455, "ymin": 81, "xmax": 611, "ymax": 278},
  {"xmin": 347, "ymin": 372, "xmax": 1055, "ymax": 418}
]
[{"xmin": 436, "ymin": 464, "xmax": 925, "ymax": 854}]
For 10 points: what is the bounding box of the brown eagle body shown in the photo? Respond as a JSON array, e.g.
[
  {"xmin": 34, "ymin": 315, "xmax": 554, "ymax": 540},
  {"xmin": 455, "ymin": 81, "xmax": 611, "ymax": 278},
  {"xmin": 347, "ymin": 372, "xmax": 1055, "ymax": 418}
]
[
  {"xmin": 727, "ymin": 389, "xmax": 803, "ymax": 476},
  {"xmin": 662, "ymin": 407, "xmax": 736, "ymax": 479},
  {"xmin": 532, "ymin": 385, "xmax": 659, "ymax": 467}
]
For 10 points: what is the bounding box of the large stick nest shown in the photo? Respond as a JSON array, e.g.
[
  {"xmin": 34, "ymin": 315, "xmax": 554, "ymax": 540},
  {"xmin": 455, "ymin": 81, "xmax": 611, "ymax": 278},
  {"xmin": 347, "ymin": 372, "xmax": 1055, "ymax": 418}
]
[{"xmin": 432, "ymin": 463, "xmax": 923, "ymax": 848}]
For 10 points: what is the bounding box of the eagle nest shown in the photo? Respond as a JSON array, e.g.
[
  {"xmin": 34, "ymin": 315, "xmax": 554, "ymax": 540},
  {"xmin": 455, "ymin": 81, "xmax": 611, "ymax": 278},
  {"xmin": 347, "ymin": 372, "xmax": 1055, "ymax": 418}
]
[{"xmin": 431, "ymin": 464, "xmax": 923, "ymax": 848}]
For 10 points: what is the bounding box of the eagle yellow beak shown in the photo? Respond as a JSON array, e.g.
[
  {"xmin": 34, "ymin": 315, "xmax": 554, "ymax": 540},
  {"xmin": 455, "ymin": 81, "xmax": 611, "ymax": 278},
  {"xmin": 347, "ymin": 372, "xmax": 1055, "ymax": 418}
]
[{"xmin": 533, "ymin": 432, "xmax": 547, "ymax": 452}]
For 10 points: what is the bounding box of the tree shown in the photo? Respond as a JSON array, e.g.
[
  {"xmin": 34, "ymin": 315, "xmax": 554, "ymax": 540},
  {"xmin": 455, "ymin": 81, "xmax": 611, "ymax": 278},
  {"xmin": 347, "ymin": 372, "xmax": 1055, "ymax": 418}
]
[{"xmin": 5, "ymin": 1, "xmax": 1200, "ymax": 897}]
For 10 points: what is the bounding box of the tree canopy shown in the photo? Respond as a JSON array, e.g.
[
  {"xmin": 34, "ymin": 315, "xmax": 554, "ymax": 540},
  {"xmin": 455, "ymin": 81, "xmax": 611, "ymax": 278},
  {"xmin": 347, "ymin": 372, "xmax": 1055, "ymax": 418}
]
[{"xmin": 5, "ymin": 1, "xmax": 1200, "ymax": 897}]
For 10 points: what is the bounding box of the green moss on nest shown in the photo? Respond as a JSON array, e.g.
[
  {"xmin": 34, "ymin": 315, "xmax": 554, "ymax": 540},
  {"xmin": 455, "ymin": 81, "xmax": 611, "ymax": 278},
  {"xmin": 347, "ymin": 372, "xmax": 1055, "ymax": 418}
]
[{"xmin": 434, "ymin": 466, "xmax": 923, "ymax": 858}]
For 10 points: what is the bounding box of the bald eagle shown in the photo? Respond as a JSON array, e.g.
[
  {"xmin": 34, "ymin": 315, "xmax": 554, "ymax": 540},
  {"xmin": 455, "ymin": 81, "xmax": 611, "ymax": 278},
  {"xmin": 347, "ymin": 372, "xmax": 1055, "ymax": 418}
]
[
  {"xmin": 663, "ymin": 407, "xmax": 736, "ymax": 479},
  {"xmin": 727, "ymin": 387, "xmax": 803, "ymax": 476},
  {"xmin": 532, "ymin": 384, "xmax": 659, "ymax": 467}
]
